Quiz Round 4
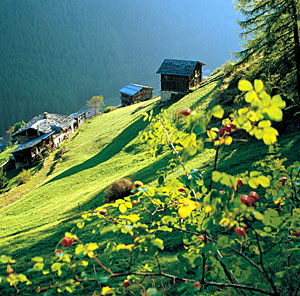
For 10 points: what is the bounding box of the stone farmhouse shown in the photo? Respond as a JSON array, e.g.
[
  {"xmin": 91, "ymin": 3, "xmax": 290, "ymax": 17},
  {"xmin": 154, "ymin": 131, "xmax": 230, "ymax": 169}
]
[{"xmin": 12, "ymin": 112, "xmax": 77, "ymax": 168}]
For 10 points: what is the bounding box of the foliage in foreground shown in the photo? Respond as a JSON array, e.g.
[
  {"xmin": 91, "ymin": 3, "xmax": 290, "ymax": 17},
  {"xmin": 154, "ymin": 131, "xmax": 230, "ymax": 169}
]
[{"xmin": 0, "ymin": 80, "xmax": 299, "ymax": 296}]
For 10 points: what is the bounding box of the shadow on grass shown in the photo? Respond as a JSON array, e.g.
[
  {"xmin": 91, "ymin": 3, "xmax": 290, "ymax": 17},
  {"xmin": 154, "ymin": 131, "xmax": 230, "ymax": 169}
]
[
  {"xmin": 190, "ymin": 75, "xmax": 224, "ymax": 111},
  {"xmin": 45, "ymin": 104, "xmax": 162, "ymax": 185}
]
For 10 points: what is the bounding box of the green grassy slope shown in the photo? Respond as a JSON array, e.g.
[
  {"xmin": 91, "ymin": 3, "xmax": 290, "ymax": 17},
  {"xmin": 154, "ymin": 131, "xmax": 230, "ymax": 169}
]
[{"xmin": 0, "ymin": 77, "xmax": 299, "ymax": 295}]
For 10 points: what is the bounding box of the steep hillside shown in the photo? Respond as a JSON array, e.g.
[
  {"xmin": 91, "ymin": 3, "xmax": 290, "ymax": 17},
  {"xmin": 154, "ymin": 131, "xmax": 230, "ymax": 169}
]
[{"xmin": 0, "ymin": 78, "xmax": 299, "ymax": 295}]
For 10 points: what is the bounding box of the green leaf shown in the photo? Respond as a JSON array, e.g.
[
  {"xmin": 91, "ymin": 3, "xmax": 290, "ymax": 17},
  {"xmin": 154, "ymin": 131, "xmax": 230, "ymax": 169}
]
[
  {"xmin": 211, "ymin": 105, "xmax": 224, "ymax": 119},
  {"xmin": 254, "ymin": 211, "xmax": 264, "ymax": 220},
  {"xmin": 158, "ymin": 175, "xmax": 164, "ymax": 185},
  {"xmin": 238, "ymin": 79, "xmax": 253, "ymax": 91},
  {"xmin": 152, "ymin": 238, "xmax": 164, "ymax": 250},
  {"xmin": 32, "ymin": 256, "xmax": 44, "ymax": 263},
  {"xmin": 33, "ymin": 262, "xmax": 44, "ymax": 271},
  {"xmin": 254, "ymin": 79, "xmax": 264, "ymax": 93},
  {"xmin": 147, "ymin": 288, "xmax": 159, "ymax": 296},
  {"xmin": 257, "ymin": 175, "xmax": 270, "ymax": 187}
]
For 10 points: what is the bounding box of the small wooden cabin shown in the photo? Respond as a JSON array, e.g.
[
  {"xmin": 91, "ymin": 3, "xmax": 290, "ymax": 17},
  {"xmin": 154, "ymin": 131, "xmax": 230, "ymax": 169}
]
[
  {"xmin": 156, "ymin": 59, "xmax": 206, "ymax": 101},
  {"xmin": 120, "ymin": 84, "xmax": 153, "ymax": 106},
  {"xmin": 12, "ymin": 132, "xmax": 54, "ymax": 168}
]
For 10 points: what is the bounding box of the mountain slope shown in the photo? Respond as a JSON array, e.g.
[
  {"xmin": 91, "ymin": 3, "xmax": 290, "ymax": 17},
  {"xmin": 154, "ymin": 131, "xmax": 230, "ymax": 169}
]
[{"xmin": 0, "ymin": 78, "xmax": 299, "ymax": 295}]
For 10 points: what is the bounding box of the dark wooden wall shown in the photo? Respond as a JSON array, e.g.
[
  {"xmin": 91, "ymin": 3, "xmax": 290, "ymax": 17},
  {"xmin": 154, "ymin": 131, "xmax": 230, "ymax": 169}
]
[{"xmin": 161, "ymin": 74, "xmax": 189, "ymax": 92}]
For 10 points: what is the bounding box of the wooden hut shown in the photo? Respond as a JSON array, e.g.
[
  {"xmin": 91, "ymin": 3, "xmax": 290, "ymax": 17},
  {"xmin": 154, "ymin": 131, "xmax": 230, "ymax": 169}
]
[
  {"xmin": 12, "ymin": 112, "xmax": 76, "ymax": 167},
  {"xmin": 12, "ymin": 132, "xmax": 54, "ymax": 168},
  {"xmin": 120, "ymin": 84, "xmax": 153, "ymax": 106},
  {"xmin": 156, "ymin": 59, "xmax": 206, "ymax": 101}
]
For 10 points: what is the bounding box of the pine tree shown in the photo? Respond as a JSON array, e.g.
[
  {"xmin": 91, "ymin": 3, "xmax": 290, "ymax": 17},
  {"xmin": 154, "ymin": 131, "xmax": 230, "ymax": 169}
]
[
  {"xmin": 235, "ymin": 0, "xmax": 300, "ymax": 106},
  {"xmin": 0, "ymin": 167, "xmax": 9, "ymax": 193}
]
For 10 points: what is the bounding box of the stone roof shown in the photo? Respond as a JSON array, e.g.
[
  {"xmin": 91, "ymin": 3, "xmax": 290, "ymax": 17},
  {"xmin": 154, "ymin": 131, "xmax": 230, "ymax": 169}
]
[
  {"xmin": 13, "ymin": 112, "xmax": 76, "ymax": 137},
  {"xmin": 12, "ymin": 132, "xmax": 54, "ymax": 153},
  {"xmin": 156, "ymin": 59, "xmax": 206, "ymax": 77}
]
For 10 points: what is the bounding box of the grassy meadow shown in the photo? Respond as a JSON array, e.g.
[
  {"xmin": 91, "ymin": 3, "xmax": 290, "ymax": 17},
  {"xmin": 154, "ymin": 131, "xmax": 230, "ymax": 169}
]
[{"xmin": 0, "ymin": 76, "xmax": 299, "ymax": 295}]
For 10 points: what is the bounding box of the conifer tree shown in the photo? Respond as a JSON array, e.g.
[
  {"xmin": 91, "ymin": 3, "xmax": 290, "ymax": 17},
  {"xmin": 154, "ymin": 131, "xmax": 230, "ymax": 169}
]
[{"xmin": 235, "ymin": 0, "xmax": 300, "ymax": 105}]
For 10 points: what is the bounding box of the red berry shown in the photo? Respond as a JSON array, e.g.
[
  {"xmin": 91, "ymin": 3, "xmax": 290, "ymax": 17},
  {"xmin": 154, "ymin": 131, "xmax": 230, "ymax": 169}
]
[
  {"xmin": 219, "ymin": 128, "xmax": 225, "ymax": 137},
  {"xmin": 6, "ymin": 264, "xmax": 13, "ymax": 275},
  {"xmin": 100, "ymin": 209, "xmax": 107, "ymax": 215},
  {"xmin": 237, "ymin": 178, "xmax": 244, "ymax": 187},
  {"xmin": 229, "ymin": 123, "xmax": 236, "ymax": 131},
  {"xmin": 54, "ymin": 249, "xmax": 63, "ymax": 256},
  {"xmin": 123, "ymin": 280, "xmax": 130, "ymax": 288},
  {"xmin": 235, "ymin": 227, "xmax": 245, "ymax": 236},
  {"xmin": 135, "ymin": 181, "xmax": 143, "ymax": 188},
  {"xmin": 246, "ymin": 196, "xmax": 256, "ymax": 207},
  {"xmin": 204, "ymin": 265, "xmax": 209, "ymax": 270},
  {"xmin": 292, "ymin": 231, "xmax": 300, "ymax": 237},
  {"xmin": 279, "ymin": 177, "xmax": 288, "ymax": 185},
  {"xmin": 178, "ymin": 187, "xmax": 186, "ymax": 193},
  {"xmin": 193, "ymin": 281, "xmax": 201, "ymax": 288},
  {"xmin": 240, "ymin": 194, "xmax": 248, "ymax": 205},
  {"xmin": 249, "ymin": 191, "xmax": 259, "ymax": 200},
  {"xmin": 198, "ymin": 235, "xmax": 205, "ymax": 242},
  {"xmin": 224, "ymin": 124, "xmax": 232, "ymax": 133},
  {"xmin": 173, "ymin": 200, "xmax": 178, "ymax": 205},
  {"xmin": 181, "ymin": 108, "xmax": 191, "ymax": 116},
  {"xmin": 61, "ymin": 237, "xmax": 74, "ymax": 247},
  {"xmin": 132, "ymin": 201, "xmax": 137, "ymax": 206}
]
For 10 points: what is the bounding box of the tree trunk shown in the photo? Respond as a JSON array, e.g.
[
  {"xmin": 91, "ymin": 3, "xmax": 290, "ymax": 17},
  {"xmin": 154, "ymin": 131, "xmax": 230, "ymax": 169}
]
[{"xmin": 291, "ymin": 0, "xmax": 300, "ymax": 105}]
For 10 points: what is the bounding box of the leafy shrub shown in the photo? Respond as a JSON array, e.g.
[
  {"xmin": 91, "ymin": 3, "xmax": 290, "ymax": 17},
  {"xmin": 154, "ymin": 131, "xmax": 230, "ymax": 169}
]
[
  {"xmin": 104, "ymin": 178, "xmax": 135, "ymax": 202},
  {"xmin": 0, "ymin": 167, "xmax": 9, "ymax": 193},
  {"xmin": 17, "ymin": 169, "xmax": 32, "ymax": 185},
  {"xmin": 104, "ymin": 106, "xmax": 116, "ymax": 113}
]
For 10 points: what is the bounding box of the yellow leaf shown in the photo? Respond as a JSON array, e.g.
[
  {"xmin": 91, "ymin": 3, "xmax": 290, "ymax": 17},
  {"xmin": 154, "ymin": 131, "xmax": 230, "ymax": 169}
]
[
  {"xmin": 238, "ymin": 79, "xmax": 253, "ymax": 91},
  {"xmin": 249, "ymin": 178, "xmax": 259, "ymax": 189},
  {"xmin": 87, "ymin": 243, "xmax": 99, "ymax": 251},
  {"xmin": 81, "ymin": 260, "xmax": 88, "ymax": 266},
  {"xmin": 254, "ymin": 79, "xmax": 264, "ymax": 93},
  {"xmin": 205, "ymin": 205, "xmax": 212, "ymax": 213},
  {"xmin": 77, "ymin": 221, "xmax": 85, "ymax": 229},
  {"xmin": 101, "ymin": 286, "xmax": 113, "ymax": 295},
  {"xmin": 263, "ymin": 133, "xmax": 277, "ymax": 145},
  {"xmin": 245, "ymin": 90, "xmax": 258, "ymax": 103},
  {"xmin": 212, "ymin": 105, "xmax": 224, "ymax": 119},
  {"xmin": 224, "ymin": 136, "xmax": 232, "ymax": 145},
  {"xmin": 271, "ymin": 95, "xmax": 286, "ymax": 109},
  {"xmin": 119, "ymin": 204, "xmax": 127, "ymax": 214},
  {"xmin": 178, "ymin": 206, "xmax": 193, "ymax": 219},
  {"xmin": 254, "ymin": 128, "xmax": 264, "ymax": 140},
  {"xmin": 258, "ymin": 120, "xmax": 271, "ymax": 128},
  {"xmin": 267, "ymin": 106, "xmax": 283, "ymax": 122}
]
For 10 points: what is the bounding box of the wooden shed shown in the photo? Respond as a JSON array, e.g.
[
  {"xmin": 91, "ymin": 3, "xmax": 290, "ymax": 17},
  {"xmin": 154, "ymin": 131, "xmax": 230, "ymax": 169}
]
[
  {"xmin": 157, "ymin": 59, "xmax": 206, "ymax": 101},
  {"xmin": 12, "ymin": 132, "xmax": 54, "ymax": 168},
  {"xmin": 120, "ymin": 84, "xmax": 153, "ymax": 106}
]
